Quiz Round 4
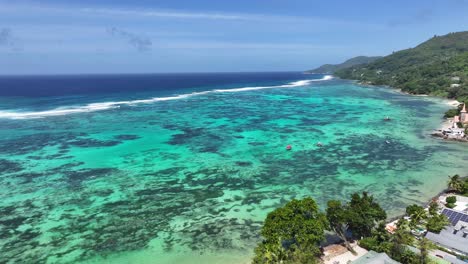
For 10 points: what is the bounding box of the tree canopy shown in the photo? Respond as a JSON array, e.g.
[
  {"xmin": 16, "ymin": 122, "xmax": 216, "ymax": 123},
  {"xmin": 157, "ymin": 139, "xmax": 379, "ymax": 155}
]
[
  {"xmin": 253, "ymin": 193, "xmax": 386, "ymax": 263},
  {"xmin": 448, "ymin": 174, "xmax": 468, "ymax": 195},
  {"xmin": 306, "ymin": 56, "xmax": 381, "ymax": 74},
  {"xmin": 326, "ymin": 200, "xmax": 355, "ymax": 253},
  {"xmin": 335, "ymin": 31, "xmax": 468, "ymax": 104},
  {"xmin": 346, "ymin": 192, "xmax": 387, "ymax": 238},
  {"xmin": 253, "ymin": 197, "xmax": 328, "ymax": 264}
]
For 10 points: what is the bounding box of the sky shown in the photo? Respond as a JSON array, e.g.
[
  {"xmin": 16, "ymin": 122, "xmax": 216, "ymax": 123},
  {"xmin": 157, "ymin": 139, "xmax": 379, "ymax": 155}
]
[{"xmin": 0, "ymin": 0, "xmax": 467, "ymax": 74}]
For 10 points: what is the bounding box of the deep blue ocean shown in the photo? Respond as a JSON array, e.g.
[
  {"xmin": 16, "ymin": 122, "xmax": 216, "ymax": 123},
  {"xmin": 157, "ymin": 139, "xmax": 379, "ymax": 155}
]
[
  {"xmin": 0, "ymin": 72, "xmax": 314, "ymax": 111},
  {"xmin": 0, "ymin": 72, "xmax": 310, "ymax": 97}
]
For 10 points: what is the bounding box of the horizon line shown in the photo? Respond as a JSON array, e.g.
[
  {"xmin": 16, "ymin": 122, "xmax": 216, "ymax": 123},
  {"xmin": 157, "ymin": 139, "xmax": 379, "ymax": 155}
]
[{"xmin": 0, "ymin": 70, "xmax": 317, "ymax": 77}]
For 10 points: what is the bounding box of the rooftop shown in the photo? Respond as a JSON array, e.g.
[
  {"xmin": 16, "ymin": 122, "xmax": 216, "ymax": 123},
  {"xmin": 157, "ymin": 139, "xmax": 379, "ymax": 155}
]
[
  {"xmin": 425, "ymin": 226, "xmax": 468, "ymax": 255},
  {"xmin": 425, "ymin": 208, "xmax": 468, "ymax": 255},
  {"xmin": 441, "ymin": 208, "xmax": 468, "ymax": 225},
  {"xmin": 352, "ymin": 251, "xmax": 400, "ymax": 264}
]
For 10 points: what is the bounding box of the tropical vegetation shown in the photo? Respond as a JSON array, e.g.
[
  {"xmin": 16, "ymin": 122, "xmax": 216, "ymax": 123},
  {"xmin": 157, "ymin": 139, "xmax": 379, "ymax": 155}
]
[
  {"xmin": 306, "ymin": 56, "xmax": 381, "ymax": 74},
  {"xmin": 252, "ymin": 192, "xmax": 450, "ymax": 264},
  {"xmin": 358, "ymin": 204, "xmax": 447, "ymax": 264},
  {"xmin": 448, "ymin": 174, "xmax": 468, "ymax": 195},
  {"xmin": 334, "ymin": 31, "xmax": 468, "ymax": 105},
  {"xmin": 445, "ymin": 196, "xmax": 457, "ymax": 208},
  {"xmin": 325, "ymin": 192, "xmax": 386, "ymax": 253},
  {"xmin": 404, "ymin": 202, "xmax": 449, "ymax": 233},
  {"xmin": 252, "ymin": 198, "xmax": 328, "ymax": 264}
]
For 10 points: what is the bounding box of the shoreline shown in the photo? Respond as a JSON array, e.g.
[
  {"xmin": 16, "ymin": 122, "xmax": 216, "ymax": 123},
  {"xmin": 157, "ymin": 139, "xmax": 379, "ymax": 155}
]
[
  {"xmin": 347, "ymin": 79, "xmax": 468, "ymax": 221},
  {"xmin": 385, "ymin": 187, "xmax": 453, "ymax": 224},
  {"xmin": 345, "ymin": 78, "xmax": 467, "ymax": 143}
]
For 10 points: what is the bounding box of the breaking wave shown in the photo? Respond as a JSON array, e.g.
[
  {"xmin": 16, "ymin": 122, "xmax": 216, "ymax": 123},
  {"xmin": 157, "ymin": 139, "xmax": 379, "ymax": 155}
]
[{"xmin": 0, "ymin": 75, "xmax": 333, "ymax": 119}]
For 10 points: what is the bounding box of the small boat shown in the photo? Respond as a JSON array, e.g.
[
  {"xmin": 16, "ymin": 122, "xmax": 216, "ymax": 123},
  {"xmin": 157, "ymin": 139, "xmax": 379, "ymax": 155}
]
[
  {"xmin": 384, "ymin": 116, "xmax": 391, "ymax": 121},
  {"xmin": 316, "ymin": 142, "xmax": 323, "ymax": 147},
  {"xmin": 385, "ymin": 140, "xmax": 391, "ymax": 144},
  {"xmin": 286, "ymin": 145, "xmax": 292, "ymax": 150}
]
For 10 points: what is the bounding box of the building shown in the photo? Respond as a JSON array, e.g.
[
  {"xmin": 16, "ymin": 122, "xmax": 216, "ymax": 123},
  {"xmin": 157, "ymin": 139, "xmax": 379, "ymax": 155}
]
[
  {"xmin": 425, "ymin": 208, "xmax": 468, "ymax": 256},
  {"xmin": 461, "ymin": 103, "xmax": 468, "ymax": 123},
  {"xmin": 451, "ymin": 104, "xmax": 468, "ymax": 130},
  {"xmin": 443, "ymin": 127, "xmax": 465, "ymax": 138},
  {"xmin": 352, "ymin": 251, "xmax": 400, "ymax": 264}
]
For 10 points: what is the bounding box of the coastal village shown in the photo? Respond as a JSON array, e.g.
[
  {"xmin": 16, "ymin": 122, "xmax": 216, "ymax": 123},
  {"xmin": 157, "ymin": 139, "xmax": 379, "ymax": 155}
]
[
  {"xmin": 433, "ymin": 103, "xmax": 468, "ymax": 141},
  {"xmin": 318, "ymin": 105, "xmax": 468, "ymax": 264},
  {"xmin": 444, "ymin": 103, "xmax": 468, "ymax": 139},
  {"xmin": 321, "ymin": 190, "xmax": 468, "ymax": 264}
]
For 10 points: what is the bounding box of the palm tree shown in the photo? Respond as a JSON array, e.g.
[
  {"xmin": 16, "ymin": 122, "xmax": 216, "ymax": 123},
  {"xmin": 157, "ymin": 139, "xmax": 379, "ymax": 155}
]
[
  {"xmin": 391, "ymin": 219, "xmax": 414, "ymax": 259},
  {"xmin": 448, "ymin": 174, "xmax": 463, "ymax": 192},
  {"xmin": 428, "ymin": 201, "xmax": 439, "ymax": 216},
  {"xmin": 418, "ymin": 238, "xmax": 436, "ymax": 264},
  {"xmin": 412, "ymin": 209, "xmax": 427, "ymax": 223}
]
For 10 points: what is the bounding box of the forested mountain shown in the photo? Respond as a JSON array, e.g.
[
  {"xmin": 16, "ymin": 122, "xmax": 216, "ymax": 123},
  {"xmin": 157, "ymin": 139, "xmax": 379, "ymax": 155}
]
[
  {"xmin": 306, "ymin": 56, "xmax": 381, "ymax": 74},
  {"xmin": 335, "ymin": 31, "xmax": 468, "ymax": 103}
]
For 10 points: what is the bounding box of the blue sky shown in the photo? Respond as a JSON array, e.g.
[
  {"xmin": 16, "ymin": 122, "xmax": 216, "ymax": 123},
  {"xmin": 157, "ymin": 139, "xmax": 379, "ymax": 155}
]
[{"xmin": 0, "ymin": 0, "xmax": 467, "ymax": 74}]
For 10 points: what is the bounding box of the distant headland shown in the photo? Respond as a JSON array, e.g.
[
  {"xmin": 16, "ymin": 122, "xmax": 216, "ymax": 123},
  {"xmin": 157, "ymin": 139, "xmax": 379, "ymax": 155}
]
[
  {"xmin": 305, "ymin": 56, "xmax": 381, "ymax": 74},
  {"xmin": 309, "ymin": 31, "xmax": 468, "ymax": 141}
]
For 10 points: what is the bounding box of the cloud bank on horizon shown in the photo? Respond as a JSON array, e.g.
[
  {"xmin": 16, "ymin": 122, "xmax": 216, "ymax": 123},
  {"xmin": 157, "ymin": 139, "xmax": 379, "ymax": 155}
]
[{"xmin": 0, "ymin": 0, "xmax": 467, "ymax": 74}]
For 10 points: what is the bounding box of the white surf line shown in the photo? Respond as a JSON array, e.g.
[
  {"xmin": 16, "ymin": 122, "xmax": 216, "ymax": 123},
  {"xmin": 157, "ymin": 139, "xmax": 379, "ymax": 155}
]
[{"xmin": 0, "ymin": 75, "xmax": 333, "ymax": 119}]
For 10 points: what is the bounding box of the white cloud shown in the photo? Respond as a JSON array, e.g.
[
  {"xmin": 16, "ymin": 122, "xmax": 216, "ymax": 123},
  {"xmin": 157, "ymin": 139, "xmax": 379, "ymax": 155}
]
[
  {"xmin": 80, "ymin": 7, "xmax": 256, "ymax": 21},
  {"xmin": 0, "ymin": 2, "xmax": 383, "ymax": 29},
  {"xmin": 158, "ymin": 41, "xmax": 343, "ymax": 50}
]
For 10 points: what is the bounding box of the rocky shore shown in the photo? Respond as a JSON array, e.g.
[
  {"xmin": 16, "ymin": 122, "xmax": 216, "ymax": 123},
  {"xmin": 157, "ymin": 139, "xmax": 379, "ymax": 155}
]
[{"xmin": 431, "ymin": 131, "xmax": 468, "ymax": 142}]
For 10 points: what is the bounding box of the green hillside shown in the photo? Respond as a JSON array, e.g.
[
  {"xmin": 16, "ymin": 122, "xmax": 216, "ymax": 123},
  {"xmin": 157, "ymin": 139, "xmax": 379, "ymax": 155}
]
[
  {"xmin": 306, "ymin": 56, "xmax": 381, "ymax": 74},
  {"xmin": 335, "ymin": 31, "xmax": 468, "ymax": 103}
]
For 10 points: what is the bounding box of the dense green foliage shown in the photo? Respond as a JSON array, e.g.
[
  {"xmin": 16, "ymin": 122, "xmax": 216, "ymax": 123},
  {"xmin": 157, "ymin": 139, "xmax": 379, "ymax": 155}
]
[
  {"xmin": 405, "ymin": 204, "xmax": 426, "ymax": 229},
  {"xmin": 254, "ymin": 193, "xmax": 386, "ymax": 263},
  {"xmin": 418, "ymin": 238, "xmax": 436, "ymax": 264},
  {"xmin": 358, "ymin": 222, "xmax": 392, "ymax": 253},
  {"xmin": 445, "ymin": 196, "xmax": 456, "ymax": 204},
  {"xmin": 426, "ymin": 214, "xmax": 450, "ymax": 233},
  {"xmin": 444, "ymin": 108, "xmax": 460, "ymax": 118},
  {"xmin": 359, "ymin": 219, "xmax": 420, "ymax": 264},
  {"xmin": 252, "ymin": 198, "xmax": 327, "ymax": 264},
  {"xmin": 253, "ymin": 192, "xmax": 450, "ymax": 264},
  {"xmin": 428, "ymin": 201, "xmax": 439, "ymax": 216},
  {"xmin": 335, "ymin": 32, "xmax": 468, "ymax": 104},
  {"xmin": 359, "ymin": 201, "xmax": 450, "ymax": 264},
  {"xmin": 404, "ymin": 202, "xmax": 449, "ymax": 233},
  {"xmin": 326, "ymin": 200, "xmax": 354, "ymax": 252},
  {"xmin": 445, "ymin": 196, "xmax": 457, "ymax": 209},
  {"xmin": 448, "ymin": 174, "xmax": 468, "ymax": 195},
  {"xmin": 306, "ymin": 56, "xmax": 381, "ymax": 74},
  {"xmin": 346, "ymin": 192, "xmax": 387, "ymax": 238},
  {"xmin": 325, "ymin": 192, "xmax": 386, "ymax": 252}
]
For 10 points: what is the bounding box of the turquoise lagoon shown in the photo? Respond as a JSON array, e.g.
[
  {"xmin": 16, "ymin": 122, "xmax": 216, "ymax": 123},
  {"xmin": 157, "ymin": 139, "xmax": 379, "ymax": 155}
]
[{"xmin": 0, "ymin": 74, "xmax": 467, "ymax": 263}]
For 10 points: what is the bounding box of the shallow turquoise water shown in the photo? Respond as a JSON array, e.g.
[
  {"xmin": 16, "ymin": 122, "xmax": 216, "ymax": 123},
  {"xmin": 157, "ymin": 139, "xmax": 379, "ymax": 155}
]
[{"xmin": 0, "ymin": 79, "xmax": 467, "ymax": 263}]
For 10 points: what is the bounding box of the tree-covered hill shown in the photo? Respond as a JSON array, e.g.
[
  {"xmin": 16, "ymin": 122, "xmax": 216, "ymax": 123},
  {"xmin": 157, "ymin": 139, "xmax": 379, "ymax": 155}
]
[
  {"xmin": 306, "ymin": 56, "xmax": 381, "ymax": 74},
  {"xmin": 335, "ymin": 31, "xmax": 468, "ymax": 103}
]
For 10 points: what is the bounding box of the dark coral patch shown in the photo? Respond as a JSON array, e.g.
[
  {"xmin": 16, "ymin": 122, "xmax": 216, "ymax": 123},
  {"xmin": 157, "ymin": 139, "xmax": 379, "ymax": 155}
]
[
  {"xmin": 168, "ymin": 128, "xmax": 205, "ymax": 145},
  {"xmin": 65, "ymin": 168, "xmax": 118, "ymax": 188},
  {"xmin": 66, "ymin": 138, "xmax": 121, "ymax": 148},
  {"xmin": 0, "ymin": 159, "xmax": 23, "ymax": 174},
  {"xmin": 113, "ymin": 134, "xmax": 141, "ymax": 141},
  {"xmin": 235, "ymin": 161, "xmax": 252, "ymax": 167}
]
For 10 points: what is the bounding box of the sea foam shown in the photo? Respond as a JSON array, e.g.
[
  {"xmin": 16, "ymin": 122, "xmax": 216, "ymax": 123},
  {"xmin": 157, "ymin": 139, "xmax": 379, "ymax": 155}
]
[{"xmin": 0, "ymin": 75, "xmax": 333, "ymax": 119}]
